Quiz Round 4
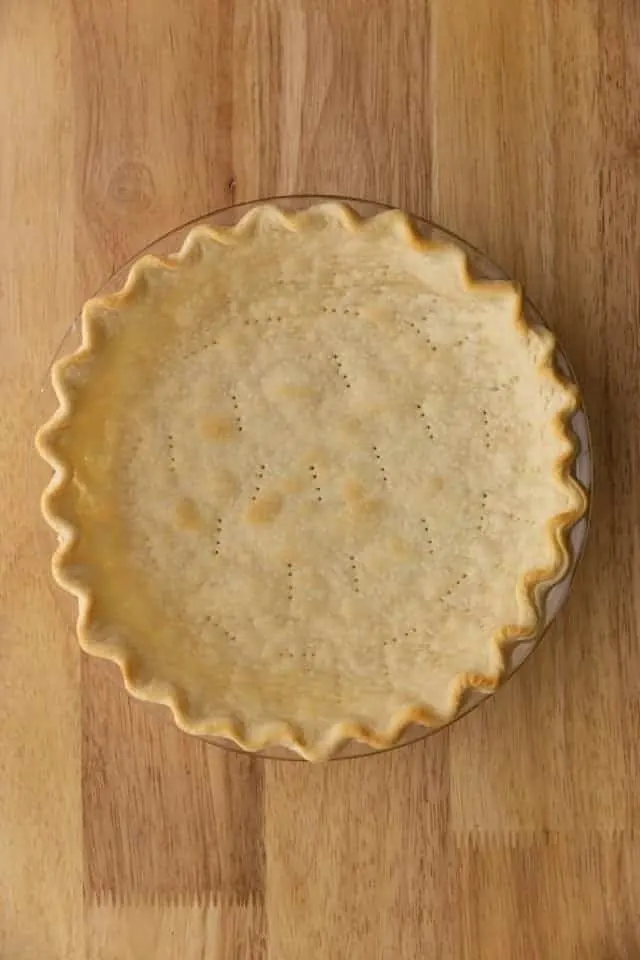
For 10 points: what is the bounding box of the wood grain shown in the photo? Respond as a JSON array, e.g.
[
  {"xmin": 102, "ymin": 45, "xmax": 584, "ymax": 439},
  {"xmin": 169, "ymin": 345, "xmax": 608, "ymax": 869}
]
[
  {"xmin": 82, "ymin": 658, "xmax": 264, "ymax": 903},
  {"xmin": 263, "ymin": 740, "xmax": 453, "ymax": 959},
  {"xmin": 1, "ymin": 0, "xmax": 639, "ymax": 958}
]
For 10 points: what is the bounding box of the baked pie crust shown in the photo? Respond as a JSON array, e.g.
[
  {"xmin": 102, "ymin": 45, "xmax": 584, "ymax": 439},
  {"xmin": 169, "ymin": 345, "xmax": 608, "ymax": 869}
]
[{"xmin": 36, "ymin": 203, "xmax": 587, "ymax": 760}]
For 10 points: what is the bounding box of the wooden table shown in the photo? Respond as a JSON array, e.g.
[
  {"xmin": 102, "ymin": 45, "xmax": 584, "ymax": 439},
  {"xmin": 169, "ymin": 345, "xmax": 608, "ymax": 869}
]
[{"xmin": 2, "ymin": 2, "xmax": 639, "ymax": 957}]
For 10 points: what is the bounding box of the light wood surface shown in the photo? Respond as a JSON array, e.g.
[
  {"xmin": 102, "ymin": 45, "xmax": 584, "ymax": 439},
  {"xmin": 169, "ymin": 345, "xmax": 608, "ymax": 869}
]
[{"xmin": 1, "ymin": 1, "xmax": 639, "ymax": 957}]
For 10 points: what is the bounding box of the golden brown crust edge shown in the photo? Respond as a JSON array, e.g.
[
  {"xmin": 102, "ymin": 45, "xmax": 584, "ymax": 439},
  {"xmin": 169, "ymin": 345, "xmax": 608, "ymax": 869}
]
[{"xmin": 35, "ymin": 202, "xmax": 589, "ymax": 761}]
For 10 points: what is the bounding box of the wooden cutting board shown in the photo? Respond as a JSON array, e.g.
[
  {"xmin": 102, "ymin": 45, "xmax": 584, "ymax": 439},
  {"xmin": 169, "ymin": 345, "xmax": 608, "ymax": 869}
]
[{"xmin": 1, "ymin": 1, "xmax": 639, "ymax": 957}]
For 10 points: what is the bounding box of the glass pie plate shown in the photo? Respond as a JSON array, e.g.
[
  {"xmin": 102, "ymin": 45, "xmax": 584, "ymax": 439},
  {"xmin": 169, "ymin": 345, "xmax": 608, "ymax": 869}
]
[{"xmin": 40, "ymin": 195, "xmax": 592, "ymax": 760}]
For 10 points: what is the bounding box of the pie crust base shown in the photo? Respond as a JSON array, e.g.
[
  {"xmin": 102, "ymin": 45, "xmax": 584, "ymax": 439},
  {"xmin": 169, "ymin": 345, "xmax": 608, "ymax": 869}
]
[{"xmin": 36, "ymin": 203, "xmax": 587, "ymax": 760}]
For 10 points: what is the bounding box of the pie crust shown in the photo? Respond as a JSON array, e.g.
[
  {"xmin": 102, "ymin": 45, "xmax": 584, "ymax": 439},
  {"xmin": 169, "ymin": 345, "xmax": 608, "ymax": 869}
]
[{"xmin": 36, "ymin": 203, "xmax": 587, "ymax": 760}]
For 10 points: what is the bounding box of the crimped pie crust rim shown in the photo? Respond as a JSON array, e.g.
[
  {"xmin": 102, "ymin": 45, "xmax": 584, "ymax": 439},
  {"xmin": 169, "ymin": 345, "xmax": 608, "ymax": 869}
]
[{"xmin": 36, "ymin": 202, "xmax": 588, "ymax": 761}]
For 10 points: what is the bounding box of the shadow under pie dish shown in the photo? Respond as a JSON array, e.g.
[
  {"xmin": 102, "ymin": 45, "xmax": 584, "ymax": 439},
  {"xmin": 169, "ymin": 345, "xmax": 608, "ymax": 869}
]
[{"xmin": 36, "ymin": 201, "xmax": 588, "ymax": 761}]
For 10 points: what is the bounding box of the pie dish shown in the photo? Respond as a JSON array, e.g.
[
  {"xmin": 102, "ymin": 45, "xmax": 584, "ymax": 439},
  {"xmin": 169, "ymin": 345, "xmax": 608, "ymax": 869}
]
[{"xmin": 37, "ymin": 201, "xmax": 588, "ymax": 760}]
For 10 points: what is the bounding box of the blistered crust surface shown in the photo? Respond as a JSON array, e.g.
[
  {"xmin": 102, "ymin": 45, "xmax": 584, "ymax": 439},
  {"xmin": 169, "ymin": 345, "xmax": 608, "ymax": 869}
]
[{"xmin": 36, "ymin": 203, "xmax": 586, "ymax": 759}]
